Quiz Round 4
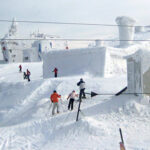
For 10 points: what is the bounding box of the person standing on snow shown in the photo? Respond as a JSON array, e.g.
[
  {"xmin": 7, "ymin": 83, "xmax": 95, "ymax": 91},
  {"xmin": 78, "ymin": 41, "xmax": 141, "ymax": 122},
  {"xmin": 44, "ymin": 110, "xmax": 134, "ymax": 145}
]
[
  {"xmin": 50, "ymin": 90, "xmax": 61, "ymax": 115},
  {"xmin": 67, "ymin": 90, "xmax": 78, "ymax": 110},
  {"xmin": 77, "ymin": 78, "xmax": 86, "ymax": 100},
  {"xmin": 19, "ymin": 65, "xmax": 22, "ymax": 72},
  {"xmin": 53, "ymin": 67, "xmax": 58, "ymax": 78},
  {"xmin": 26, "ymin": 69, "xmax": 31, "ymax": 82},
  {"xmin": 23, "ymin": 72, "xmax": 27, "ymax": 79}
]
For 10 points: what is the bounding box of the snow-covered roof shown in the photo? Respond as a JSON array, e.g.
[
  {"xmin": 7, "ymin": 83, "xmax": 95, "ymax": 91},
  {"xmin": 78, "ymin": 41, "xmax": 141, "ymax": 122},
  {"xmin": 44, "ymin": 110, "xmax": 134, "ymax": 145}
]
[{"xmin": 116, "ymin": 16, "xmax": 136, "ymax": 25}]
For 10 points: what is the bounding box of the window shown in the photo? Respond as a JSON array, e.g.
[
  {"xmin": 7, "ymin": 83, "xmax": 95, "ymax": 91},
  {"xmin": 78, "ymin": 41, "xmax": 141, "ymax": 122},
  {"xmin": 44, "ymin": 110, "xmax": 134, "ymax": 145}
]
[{"xmin": 24, "ymin": 57, "xmax": 29, "ymax": 60}]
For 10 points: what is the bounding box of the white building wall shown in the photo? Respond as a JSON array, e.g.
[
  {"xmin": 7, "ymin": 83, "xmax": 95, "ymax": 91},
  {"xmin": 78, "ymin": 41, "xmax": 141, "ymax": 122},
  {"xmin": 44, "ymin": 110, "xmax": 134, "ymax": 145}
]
[
  {"xmin": 127, "ymin": 59, "xmax": 135, "ymax": 93},
  {"xmin": 125, "ymin": 49, "xmax": 150, "ymax": 96},
  {"xmin": 23, "ymin": 48, "xmax": 40, "ymax": 62},
  {"xmin": 109, "ymin": 54, "xmax": 126, "ymax": 75},
  {"xmin": 43, "ymin": 47, "xmax": 110, "ymax": 78},
  {"xmin": 8, "ymin": 49, "xmax": 23, "ymax": 62},
  {"xmin": 143, "ymin": 69, "xmax": 150, "ymax": 95}
]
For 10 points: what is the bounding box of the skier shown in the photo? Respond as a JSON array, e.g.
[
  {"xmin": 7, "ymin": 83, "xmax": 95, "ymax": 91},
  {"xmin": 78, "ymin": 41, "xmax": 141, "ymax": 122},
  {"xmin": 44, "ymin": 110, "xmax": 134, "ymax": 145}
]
[
  {"xmin": 23, "ymin": 72, "xmax": 27, "ymax": 79},
  {"xmin": 53, "ymin": 67, "xmax": 58, "ymax": 78},
  {"xmin": 77, "ymin": 78, "xmax": 86, "ymax": 100},
  {"xmin": 26, "ymin": 69, "xmax": 31, "ymax": 82},
  {"xmin": 50, "ymin": 90, "xmax": 61, "ymax": 115},
  {"xmin": 67, "ymin": 90, "xmax": 78, "ymax": 110},
  {"xmin": 19, "ymin": 65, "xmax": 22, "ymax": 72}
]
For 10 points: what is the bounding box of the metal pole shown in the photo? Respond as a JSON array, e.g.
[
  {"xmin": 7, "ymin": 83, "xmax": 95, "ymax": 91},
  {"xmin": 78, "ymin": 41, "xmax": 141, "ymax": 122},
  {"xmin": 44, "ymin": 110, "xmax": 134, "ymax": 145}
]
[
  {"xmin": 119, "ymin": 128, "xmax": 124, "ymax": 144},
  {"xmin": 76, "ymin": 98, "xmax": 82, "ymax": 121}
]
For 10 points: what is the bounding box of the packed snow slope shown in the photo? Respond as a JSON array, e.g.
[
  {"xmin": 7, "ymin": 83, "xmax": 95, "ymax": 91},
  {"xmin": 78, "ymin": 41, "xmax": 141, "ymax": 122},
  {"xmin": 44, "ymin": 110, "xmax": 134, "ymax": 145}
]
[{"xmin": 0, "ymin": 62, "xmax": 150, "ymax": 150}]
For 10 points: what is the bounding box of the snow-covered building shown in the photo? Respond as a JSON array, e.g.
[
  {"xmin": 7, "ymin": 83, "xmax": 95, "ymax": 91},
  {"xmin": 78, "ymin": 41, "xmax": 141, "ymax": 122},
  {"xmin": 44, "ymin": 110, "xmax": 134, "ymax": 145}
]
[
  {"xmin": 116, "ymin": 16, "xmax": 136, "ymax": 46},
  {"xmin": 0, "ymin": 19, "xmax": 45, "ymax": 63},
  {"xmin": 23, "ymin": 48, "xmax": 40, "ymax": 62},
  {"xmin": 1, "ymin": 39, "xmax": 23, "ymax": 63},
  {"xmin": 31, "ymin": 32, "xmax": 54, "ymax": 52},
  {"xmin": 0, "ymin": 18, "xmax": 24, "ymax": 62},
  {"xmin": 42, "ymin": 46, "xmax": 127, "ymax": 78},
  {"xmin": 125, "ymin": 49, "xmax": 150, "ymax": 96}
]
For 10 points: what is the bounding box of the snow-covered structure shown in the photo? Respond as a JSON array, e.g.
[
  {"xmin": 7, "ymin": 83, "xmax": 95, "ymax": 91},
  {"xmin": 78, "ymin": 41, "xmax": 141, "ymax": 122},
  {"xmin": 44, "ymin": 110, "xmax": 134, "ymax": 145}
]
[
  {"xmin": 95, "ymin": 40, "xmax": 103, "ymax": 47},
  {"xmin": 116, "ymin": 16, "xmax": 136, "ymax": 46},
  {"xmin": 43, "ymin": 47, "xmax": 111, "ymax": 78},
  {"xmin": 31, "ymin": 32, "xmax": 54, "ymax": 52},
  {"xmin": 125, "ymin": 49, "xmax": 150, "ymax": 96},
  {"xmin": 135, "ymin": 26, "xmax": 145, "ymax": 33},
  {"xmin": 0, "ymin": 19, "xmax": 44, "ymax": 63},
  {"xmin": 42, "ymin": 47, "xmax": 127, "ymax": 78},
  {"xmin": 23, "ymin": 48, "xmax": 40, "ymax": 62},
  {"xmin": 0, "ymin": 18, "xmax": 23, "ymax": 62}
]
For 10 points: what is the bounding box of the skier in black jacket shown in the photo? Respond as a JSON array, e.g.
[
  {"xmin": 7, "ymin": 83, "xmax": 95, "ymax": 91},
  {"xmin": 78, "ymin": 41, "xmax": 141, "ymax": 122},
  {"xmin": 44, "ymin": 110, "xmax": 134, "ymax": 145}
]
[{"xmin": 77, "ymin": 78, "xmax": 86, "ymax": 100}]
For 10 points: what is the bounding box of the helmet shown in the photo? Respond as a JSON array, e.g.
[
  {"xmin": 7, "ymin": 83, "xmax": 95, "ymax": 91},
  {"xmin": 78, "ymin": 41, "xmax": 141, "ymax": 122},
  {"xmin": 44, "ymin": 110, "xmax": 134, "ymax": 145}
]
[{"xmin": 53, "ymin": 90, "xmax": 56, "ymax": 93}]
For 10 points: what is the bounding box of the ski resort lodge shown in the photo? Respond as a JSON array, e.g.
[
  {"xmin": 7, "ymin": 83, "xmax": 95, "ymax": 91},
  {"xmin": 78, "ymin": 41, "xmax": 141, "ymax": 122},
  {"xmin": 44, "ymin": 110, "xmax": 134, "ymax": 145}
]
[{"xmin": 125, "ymin": 49, "xmax": 150, "ymax": 96}]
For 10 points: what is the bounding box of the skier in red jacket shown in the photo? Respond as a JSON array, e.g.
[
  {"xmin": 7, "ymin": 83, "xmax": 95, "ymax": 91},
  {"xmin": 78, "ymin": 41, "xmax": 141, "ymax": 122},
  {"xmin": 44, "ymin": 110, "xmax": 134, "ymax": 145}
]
[
  {"xmin": 19, "ymin": 65, "xmax": 22, "ymax": 72},
  {"xmin": 53, "ymin": 67, "xmax": 58, "ymax": 78}
]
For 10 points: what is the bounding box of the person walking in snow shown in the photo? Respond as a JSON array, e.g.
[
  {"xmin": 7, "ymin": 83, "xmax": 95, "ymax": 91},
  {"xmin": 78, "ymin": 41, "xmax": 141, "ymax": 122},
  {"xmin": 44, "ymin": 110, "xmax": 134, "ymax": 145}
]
[
  {"xmin": 67, "ymin": 90, "xmax": 78, "ymax": 110},
  {"xmin": 53, "ymin": 67, "xmax": 58, "ymax": 78},
  {"xmin": 50, "ymin": 90, "xmax": 61, "ymax": 115},
  {"xmin": 77, "ymin": 78, "xmax": 86, "ymax": 100},
  {"xmin": 26, "ymin": 69, "xmax": 31, "ymax": 82},
  {"xmin": 19, "ymin": 65, "xmax": 22, "ymax": 72}
]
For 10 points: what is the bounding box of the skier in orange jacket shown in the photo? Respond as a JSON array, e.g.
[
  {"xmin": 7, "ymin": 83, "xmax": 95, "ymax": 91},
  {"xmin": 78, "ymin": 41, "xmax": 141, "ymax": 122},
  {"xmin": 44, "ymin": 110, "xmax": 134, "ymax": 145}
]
[{"xmin": 50, "ymin": 90, "xmax": 61, "ymax": 115}]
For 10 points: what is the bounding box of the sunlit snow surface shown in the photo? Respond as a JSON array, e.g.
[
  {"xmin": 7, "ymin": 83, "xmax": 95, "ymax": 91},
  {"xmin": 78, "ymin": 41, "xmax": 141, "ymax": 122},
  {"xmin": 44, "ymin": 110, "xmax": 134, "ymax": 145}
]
[
  {"xmin": 1, "ymin": 30, "xmax": 150, "ymax": 150},
  {"xmin": 0, "ymin": 61, "xmax": 149, "ymax": 150}
]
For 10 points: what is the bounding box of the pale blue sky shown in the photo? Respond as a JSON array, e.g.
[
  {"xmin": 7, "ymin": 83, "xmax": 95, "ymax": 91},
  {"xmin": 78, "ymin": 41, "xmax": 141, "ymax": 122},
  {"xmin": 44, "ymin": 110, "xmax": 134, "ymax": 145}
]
[{"xmin": 0, "ymin": 0, "xmax": 150, "ymax": 38}]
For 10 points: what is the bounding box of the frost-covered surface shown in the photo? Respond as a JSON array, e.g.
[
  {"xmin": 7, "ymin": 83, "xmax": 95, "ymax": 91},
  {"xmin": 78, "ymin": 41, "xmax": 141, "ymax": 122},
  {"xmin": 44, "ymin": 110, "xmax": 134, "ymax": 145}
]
[
  {"xmin": 43, "ymin": 47, "xmax": 112, "ymax": 78},
  {"xmin": 43, "ymin": 39, "xmax": 150, "ymax": 78},
  {"xmin": 116, "ymin": 16, "xmax": 136, "ymax": 46},
  {"xmin": 125, "ymin": 48, "xmax": 150, "ymax": 74},
  {"xmin": 0, "ymin": 62, "xmax": 150, "ymax": 150}
]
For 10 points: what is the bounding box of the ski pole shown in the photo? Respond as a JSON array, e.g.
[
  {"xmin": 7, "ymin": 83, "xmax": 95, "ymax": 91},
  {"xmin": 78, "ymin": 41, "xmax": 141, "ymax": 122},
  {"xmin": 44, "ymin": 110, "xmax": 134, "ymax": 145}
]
[
  {"xmin": 119, "ymin": 128, "xmax": 126, "ymax": 150},
  {"xmin": 119, "ymin": 128, "xmax": 124, "ymax": 144}
]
